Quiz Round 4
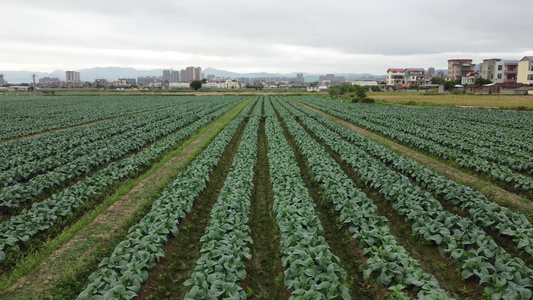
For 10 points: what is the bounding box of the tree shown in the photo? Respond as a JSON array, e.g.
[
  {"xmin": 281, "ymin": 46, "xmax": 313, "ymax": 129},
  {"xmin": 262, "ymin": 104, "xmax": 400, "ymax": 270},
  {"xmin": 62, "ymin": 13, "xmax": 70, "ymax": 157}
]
[
  {"xmin": 430, "ymin": 77, "xmax": 446, "ymax": 84},
  {"xmin": 443, "ymin": 81, "xmax": 455, "ymax": 91},
  {"xmin": 328, "ymin": 87, "xmax": 340, "ymax": 98},
  {"xmin": 474, "ymin": 77, "xmax": 492, "ymax": 86},
  {"xmin": 190, "ymin": 80, "xmax": 202, "ymax": 91},
  {"xmin": 354, "ymin": 87, "xmax": 368, "ymax": 100}
]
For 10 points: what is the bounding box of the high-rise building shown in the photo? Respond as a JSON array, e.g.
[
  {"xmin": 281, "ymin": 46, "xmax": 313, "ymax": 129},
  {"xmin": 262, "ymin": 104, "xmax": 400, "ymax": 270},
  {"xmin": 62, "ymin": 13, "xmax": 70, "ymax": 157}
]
[
  {"xmin": 162, "ymin": 70, "xmax": 171, "ymax": 82},
  {"xmin": 186, "ymin": 66, "xmax": 195, "ymax": 81},
  {"xmin": 427, "ymin": 67, "xmax": 435, "ymax": 79},
  {"xmin": 0, "ymin": 74, "xmax": 5, "ymax": 86},
  {"xmin": 326, "ymin": 74, "xmax": 335, "ymax": 81},
  {"xmin": 195, "ymin": 67, "xmax": 202, "ymax": 81},
  {"xmin": 296, "ymin": 73, "xmax": 304, "ymax": 83},
  {"xmin": 180, "ymin": 69, "xmax": 186, "ymax": 82},
  {"xmin": 172, "ymin": 70, "xmax": 179, "ymax": 83},
  {"xmin": 65, "ymin": 71, "xmax": 81, "ymax": 83}
]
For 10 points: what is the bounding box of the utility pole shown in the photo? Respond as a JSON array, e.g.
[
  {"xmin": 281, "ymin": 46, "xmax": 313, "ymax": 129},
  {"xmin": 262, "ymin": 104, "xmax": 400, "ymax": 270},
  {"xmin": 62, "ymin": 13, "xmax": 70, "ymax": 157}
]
[{"xmin": 32, "ymin": 74, "xmax": 37, "ymax": 93}]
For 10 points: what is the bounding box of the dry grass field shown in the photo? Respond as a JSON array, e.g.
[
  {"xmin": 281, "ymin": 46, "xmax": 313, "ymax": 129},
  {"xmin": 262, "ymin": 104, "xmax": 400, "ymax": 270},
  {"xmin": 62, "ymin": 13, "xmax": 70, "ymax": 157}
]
[{"xmin": 369, "ymin": 92, "xmax": 533, "ymax": 109}]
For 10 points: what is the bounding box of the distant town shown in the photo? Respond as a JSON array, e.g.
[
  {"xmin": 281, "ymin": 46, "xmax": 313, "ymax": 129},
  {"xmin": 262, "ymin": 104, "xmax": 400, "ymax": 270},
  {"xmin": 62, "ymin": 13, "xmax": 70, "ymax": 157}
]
[{"xmin": 1, "ymin": 55, "xmax": 532, "ymax": 95}]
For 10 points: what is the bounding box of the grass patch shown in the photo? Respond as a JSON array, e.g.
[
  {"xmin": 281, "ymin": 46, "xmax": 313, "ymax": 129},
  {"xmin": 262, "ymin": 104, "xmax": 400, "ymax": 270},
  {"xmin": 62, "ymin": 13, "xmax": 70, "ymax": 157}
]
[{"xmin": 370, "ymin": 92, "xmax": 533, "ymax": 109}]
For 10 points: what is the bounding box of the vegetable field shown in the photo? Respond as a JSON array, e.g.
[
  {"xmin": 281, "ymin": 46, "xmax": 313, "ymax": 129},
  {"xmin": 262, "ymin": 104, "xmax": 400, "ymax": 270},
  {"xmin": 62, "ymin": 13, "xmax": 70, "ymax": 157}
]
[{"xmin": 1, "ymin": 94, "xmax": 532, "ymax": 299}]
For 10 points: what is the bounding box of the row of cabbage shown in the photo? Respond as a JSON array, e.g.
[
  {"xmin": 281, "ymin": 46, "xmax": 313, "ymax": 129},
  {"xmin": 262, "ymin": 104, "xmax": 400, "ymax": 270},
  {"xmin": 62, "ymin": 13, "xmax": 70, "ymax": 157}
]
[
  {"xmin": 289, "ymin": 98, "xmax": 533, "ymax": 299},
  {"xmin": 183, "ymin": 99, "xmax": 262, "ymax": 299},
  {"xmin": 0, "ymin": 101, "xmax": 217, "ymax": 211},
  {"xmin": 76, "ymin": 97, "xmax": 257, "ymax": 299},
  {"xmin": 298, "ymin": 97, "xmax": 533, "ymax": 194},
  {"xmin": 0, "ymin": 95, "xmax": 193, "ymax": 140},
  {"xmin": 273, "ymin": 97, "xmax": 451, "ymax": 299},
  {"xmin": 286, "ymin": 97, "xmax": 533, "ymax": 258},
  {"xmin": 263, "ymin": 98, "xmax": 351, "ymax": 299},
  {"xmin": 0, "ymin": 99, "xmax": 205, "ymax": 173},
  {"xmin": 447, "ymin": 106, "xmax": 533, "ymax": 131},
  {"xmin": 0, "ymin": 97, "xmax": 245, "ymax": 264}
]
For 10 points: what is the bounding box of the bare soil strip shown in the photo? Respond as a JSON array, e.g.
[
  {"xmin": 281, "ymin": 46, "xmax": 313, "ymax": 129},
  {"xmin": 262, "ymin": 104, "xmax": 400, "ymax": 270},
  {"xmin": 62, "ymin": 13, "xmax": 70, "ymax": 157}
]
[
  {"xmin": 298, "ymin": 103, "xmax": 533, "ymax": 216},
  {"xmin": 0, "ymin": 103, "xmax": 188, "ymax": 144},
  {"xmin": 137, "ymin": 120, "xmax": 249, "ymax": 299},
  {"xmin": 241, "ymin": 119, "xmax": 288, "ymax": 299},
  {"xmin": 1, "ymin": 99, "xmax": 250, "ymax": 300},
  {"xmin": 274, "ymin": 107, "xmax": 380, "ymax": 299}
]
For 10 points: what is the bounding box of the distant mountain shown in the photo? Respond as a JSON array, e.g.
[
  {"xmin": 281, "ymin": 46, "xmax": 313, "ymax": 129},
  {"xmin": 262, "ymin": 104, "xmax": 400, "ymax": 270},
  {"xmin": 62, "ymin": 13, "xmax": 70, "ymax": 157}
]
[
  {"xmin": 1, "ymin": 66, "xmax": 385, "ymax": 84},
  {"xmin": 203, "ymin": 68, "xmax": 384, "ymax": 82},
  {"xmin": 0, "ymin": 67, "xmax": 162, "ymax": 84}
]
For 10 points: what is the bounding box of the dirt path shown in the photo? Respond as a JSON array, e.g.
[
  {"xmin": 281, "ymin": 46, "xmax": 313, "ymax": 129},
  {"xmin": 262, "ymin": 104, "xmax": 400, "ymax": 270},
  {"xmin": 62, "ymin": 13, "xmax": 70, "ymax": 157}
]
[
  {"xmin": 1, "ymin": 99, "xmax": 250, "ymax": 299},
  {"xmin": 0, "ymin": 104, "xmax": 187, "ymax": 144},
  {"xmin": 297, "ymin": 103, "xmax": 533, "ymax": 215}
]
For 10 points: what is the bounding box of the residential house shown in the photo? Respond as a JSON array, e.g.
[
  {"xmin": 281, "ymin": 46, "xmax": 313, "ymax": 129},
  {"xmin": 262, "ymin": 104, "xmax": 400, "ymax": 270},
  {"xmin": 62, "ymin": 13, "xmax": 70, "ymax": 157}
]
[
  {"xmin": 447, "ymin": 59, "xmax": 475, "ymax": 80},
  {"xmin": 404, "ymin": 68, "xmax": 425, "ymax": 86},
  {"xmin": 461, "ymin": 70, "xmax": 479, "ymax": 85},
  {"xmin": 479, "ymin": 58, "xmax": 501, "ymax": 81},
  {"xmin": 386, "ymin": 68, "xmax": 405, "ymax": 86},
  {"xmin": 517, "ymin": 56, "xmax": 533, "ymax": 85},
  {"xmin": 466, "ymin": 83, "xmax": 533, "ymax": 94},
  {"xmin": 502, "ymin": 62, "xmax": 518, "ymax": 83}
]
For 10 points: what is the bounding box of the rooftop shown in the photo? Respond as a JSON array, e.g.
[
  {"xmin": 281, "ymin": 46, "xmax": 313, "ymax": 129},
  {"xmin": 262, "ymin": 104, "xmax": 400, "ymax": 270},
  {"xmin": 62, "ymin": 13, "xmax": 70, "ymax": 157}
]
[{"xmin": 406, "ymin": 68, "xmax": 425, "ymax": 72}]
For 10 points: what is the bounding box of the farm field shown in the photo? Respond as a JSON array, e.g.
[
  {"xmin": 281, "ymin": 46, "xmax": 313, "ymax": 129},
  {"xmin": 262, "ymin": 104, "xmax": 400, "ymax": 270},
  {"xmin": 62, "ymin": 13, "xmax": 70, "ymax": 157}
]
[
  {"xmin": 369, "ymin": 92, "xmax": 533, "ymax": 109},
  {"xmin": 1, "ymin": 94, "xmax": 533, "ymax": 299}
]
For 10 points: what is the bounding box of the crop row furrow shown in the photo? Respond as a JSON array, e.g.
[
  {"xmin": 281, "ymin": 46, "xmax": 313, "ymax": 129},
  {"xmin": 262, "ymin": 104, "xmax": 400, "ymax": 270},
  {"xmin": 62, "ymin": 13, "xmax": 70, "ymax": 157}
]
[
  {"xmin": 0, "ymin": 101, "xmax": 208, "ymax": 182},
  {"xmin": 286, "ymin": 98, "xmax": 533, "ymax": 257},
  {"xmin": 264, "ymin": 98, "xmax": 350, "ymax": 300},
  {"xmin": 0, "ymin": 103, "xmax": 219, "ymax": 210},
  {"xmin": 0, "ymin": 95, "xmax": 193, "ymax": 141},
  {"xmin": 274, "ymin": 98, "xmax": 452, "ymax": 299},
  {"xmin": 0, "ymin": 98, "xmax": 245, "ymax": 264},
  {"xmin": 76, "ymin": 97, "xmax": 255, "ymax": 299},
  {"xmin": 183, "ymin": 111, "xmax": 260, "ymax": 299},
  {"xmin": 298, "ymin": 97, "xmax": 533, "ymax": 193},
  {"xmin": 293, "ymin": 101, "xmax": 533, "ymax": 299},
  {"xmin": 0, "ymin": 109, "xmax": 191, "ymax": 188},
  {"xmin": 0, "ymin": 103, "xmax": 196, "ymax": 172}
]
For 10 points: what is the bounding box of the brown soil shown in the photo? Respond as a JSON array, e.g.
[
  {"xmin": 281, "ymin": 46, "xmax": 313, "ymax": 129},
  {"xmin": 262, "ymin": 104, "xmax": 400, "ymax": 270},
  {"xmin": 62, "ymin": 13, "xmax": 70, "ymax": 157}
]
[{"xmin": 241, "ymin": 118, "xmax": 289, "ymax": 299}]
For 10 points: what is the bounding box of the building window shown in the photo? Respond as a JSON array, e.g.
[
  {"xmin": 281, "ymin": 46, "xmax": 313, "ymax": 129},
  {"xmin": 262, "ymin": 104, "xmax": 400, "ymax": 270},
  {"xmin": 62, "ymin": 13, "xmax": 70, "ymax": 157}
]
[
  {"xmin": 497, "ymin": 74, "xmax": 501, "ymax": 79},
  {"xmin": 528, "ymin": 74, "xmax": 533, "ymax": 80},
  {"xmin": 498, "ymin": 65, "xmax": 503, "ymax": 70}
]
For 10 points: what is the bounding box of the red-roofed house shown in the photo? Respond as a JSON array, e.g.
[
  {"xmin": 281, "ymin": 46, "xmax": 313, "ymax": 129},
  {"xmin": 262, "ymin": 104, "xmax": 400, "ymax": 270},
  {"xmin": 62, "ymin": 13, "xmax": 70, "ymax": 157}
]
[
  {"xmin": 405, "ymin": 68, "xmax": 425, "ymax": 86},
  {"xmin": 517, "ymin": 56, "xmax": 533, "ymax": 85},
  {"xmin": 386, "ymin": 68, "xmax": 405, "ymax": 86}
]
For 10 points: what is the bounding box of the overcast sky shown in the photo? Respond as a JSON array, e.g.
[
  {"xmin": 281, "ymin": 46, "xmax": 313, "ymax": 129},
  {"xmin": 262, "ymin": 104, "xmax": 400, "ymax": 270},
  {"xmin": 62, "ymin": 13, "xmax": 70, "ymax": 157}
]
[{"xmin": 1, "ymin": 0, "xmax": 532, "ymax": 75}]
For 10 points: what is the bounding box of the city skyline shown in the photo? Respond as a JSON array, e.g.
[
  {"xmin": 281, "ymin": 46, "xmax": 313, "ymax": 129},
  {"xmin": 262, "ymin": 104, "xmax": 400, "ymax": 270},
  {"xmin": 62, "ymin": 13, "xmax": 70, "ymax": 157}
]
[{"xmin": 1, "ymin": 0, "xmax": 532, "ymax": 75}]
